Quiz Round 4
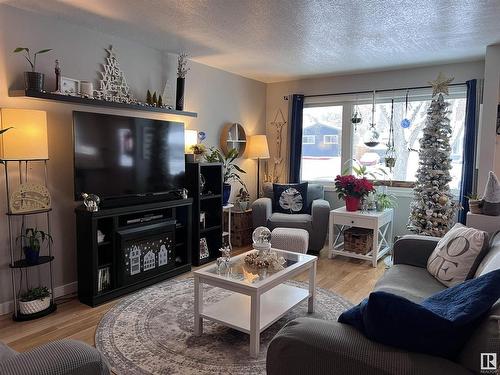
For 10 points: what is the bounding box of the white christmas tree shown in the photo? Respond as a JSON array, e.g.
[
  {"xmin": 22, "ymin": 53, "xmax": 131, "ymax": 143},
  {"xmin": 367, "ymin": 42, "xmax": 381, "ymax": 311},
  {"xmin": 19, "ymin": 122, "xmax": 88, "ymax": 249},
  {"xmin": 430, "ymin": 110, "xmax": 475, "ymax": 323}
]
[
  {"xmin": 407, "ymin": 73, "xmax": 459, "ymax": 237},
  {"xmin": 96, "ymin": 45, "xmax": 133, "ymax": 103}
]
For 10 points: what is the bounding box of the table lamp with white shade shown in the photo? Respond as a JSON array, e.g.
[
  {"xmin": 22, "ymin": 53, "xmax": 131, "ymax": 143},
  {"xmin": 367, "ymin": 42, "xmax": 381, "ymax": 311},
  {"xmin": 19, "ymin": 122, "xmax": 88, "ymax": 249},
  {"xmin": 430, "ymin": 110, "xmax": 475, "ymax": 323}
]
[
  {"xmin": 0, "ymin": 108, "xmax": 48, "ymax": 160},
  {"xmin": 247, "ymin": 134, "xmax": 270, "ymax": 198}
]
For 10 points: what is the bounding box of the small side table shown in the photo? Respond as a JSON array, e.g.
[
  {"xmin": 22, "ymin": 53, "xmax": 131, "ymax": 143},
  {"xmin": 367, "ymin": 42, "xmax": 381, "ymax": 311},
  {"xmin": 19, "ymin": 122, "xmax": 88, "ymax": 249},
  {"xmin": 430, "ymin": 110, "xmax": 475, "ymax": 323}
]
[
  {"xmin": 223, "ymin": 204, "xmax": 234, "ymax": 247},
  {"xmin": 328, "ymin": 207, "xmax": 394, "ymax": 267}
]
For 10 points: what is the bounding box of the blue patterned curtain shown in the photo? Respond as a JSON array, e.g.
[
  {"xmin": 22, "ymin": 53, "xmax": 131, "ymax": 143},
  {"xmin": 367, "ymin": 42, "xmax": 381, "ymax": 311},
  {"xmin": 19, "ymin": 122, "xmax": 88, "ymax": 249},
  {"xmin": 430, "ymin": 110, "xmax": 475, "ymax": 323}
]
[
  {"xmin": 288, "ymin": 94, "xmax": 304, "ymax": 183},
  {"xmin": 458, "ymin": 79, "xmax": 479, "ymax": 223}
]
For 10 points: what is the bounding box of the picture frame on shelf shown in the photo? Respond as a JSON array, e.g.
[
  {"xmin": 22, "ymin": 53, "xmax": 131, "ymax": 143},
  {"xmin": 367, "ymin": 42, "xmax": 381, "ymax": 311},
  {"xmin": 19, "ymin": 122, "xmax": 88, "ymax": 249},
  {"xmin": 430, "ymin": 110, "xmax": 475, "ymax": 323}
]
[
  {"xmin": 200, "ymin": 237, "xmax": 209, "ymax": 260},
  {"xmin": 61, "ymin": 76, "xmax": 80, "ymax": 96}
]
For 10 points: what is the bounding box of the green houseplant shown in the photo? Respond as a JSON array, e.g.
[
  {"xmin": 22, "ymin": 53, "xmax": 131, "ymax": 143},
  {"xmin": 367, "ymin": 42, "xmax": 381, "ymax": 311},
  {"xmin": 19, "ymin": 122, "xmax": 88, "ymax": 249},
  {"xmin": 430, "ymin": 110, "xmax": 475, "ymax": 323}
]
[
  {"xmin": 375, "ymin": 192, "xmax": 397, "ymax": 212},
  {"xmin": 13, "ymin": 46, "xmax": 52, "ymax": 91},
  {"xmin": 205, "ymin": 147, "xmax": 246, "ymax": 205},
  {"xmin": 16, "ymin": 227, "xmax": 53, "ymax": 265},
  {"xmin": 19, "ymin": 286, "xmax": 51, "ymax": 315},
  {"xmin": 466, "ymin": 193, "xmax": 482, "ymax": 214}
]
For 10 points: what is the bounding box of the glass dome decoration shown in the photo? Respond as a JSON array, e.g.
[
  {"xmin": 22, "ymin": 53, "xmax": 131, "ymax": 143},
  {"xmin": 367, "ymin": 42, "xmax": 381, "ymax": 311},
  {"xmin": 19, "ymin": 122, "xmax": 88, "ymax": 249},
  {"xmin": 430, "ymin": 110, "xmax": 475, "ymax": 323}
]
[
  {"xmin": 385, "ymin": 98, "xmax": 396, "ymax": 171},
  {"xmin": 364, "ymin": 90, "xmax": 380, "ymax": 147},
  {"xmin": 252, "ymin": 226, "xmax": 271, "ymax": 254},
  {"xmin": 351, "ymin": 97, "xmax": 362, "ymax": 132}
]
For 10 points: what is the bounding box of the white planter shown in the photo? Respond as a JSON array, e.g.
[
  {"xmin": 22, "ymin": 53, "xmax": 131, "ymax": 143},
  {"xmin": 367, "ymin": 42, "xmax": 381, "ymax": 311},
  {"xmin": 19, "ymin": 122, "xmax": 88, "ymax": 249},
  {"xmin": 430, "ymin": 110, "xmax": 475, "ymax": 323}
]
[{"xmin": 19, "ymin": 296, "xmax": 51, "ymax": 315}]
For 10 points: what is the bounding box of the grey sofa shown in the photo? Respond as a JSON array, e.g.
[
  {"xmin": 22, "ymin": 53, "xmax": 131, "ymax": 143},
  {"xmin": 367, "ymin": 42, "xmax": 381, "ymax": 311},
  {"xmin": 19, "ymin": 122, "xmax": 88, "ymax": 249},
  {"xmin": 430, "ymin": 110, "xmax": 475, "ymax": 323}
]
[
  {"xmin": 267, "ymin": 233, "xmax": 500, "ymax": 375},
  {"xmin": 0, "ymin": 339, "xmax": 110, "ymax": 375},
  {"xmin": 252, "ymin": 182, "xmax": 330, "ymax": 253}
]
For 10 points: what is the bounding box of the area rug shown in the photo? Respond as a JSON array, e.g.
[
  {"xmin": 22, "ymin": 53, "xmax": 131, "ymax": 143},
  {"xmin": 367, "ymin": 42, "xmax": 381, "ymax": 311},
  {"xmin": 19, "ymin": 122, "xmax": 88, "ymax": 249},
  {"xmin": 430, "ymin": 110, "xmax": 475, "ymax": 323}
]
[{"xmin": 95, "ymin": 278, "xmax": 352, "ymax": 375}]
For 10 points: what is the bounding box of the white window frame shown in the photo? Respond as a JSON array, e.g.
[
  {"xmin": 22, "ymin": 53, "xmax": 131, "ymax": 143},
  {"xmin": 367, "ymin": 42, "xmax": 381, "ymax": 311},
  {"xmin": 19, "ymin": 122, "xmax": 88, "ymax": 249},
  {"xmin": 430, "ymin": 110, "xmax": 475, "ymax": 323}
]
[
  {"xmin": 323, "ymin": 135, "xmax": 339, "ymax": 144},
  {"xmin": 302, "ymin": 135, "xmax": 315, "ymax": 144}
]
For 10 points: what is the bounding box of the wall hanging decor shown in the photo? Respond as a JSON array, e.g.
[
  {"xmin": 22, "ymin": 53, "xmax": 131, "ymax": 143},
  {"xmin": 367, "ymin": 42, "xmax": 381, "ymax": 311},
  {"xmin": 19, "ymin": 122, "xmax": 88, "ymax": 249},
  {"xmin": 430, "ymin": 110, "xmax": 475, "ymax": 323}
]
[
  {"xmin": 95, "ymin": 45, "xmax": 134, "ymax": 104},
  {"xmin": 9, "ymin": 183, "xmax": 51, "ymax": 214},
  {"xmin": 176, "ymin": 53, "xmax": 190, "ymax": 111},
  {"xmin": 385, "ymin": 98, "xmax": 396, "ymax": 171},
  {"xmin": 364, "ymin": 90, "xmax": 380, "ymax": 147},
  {"xmin": 270, "ymin": 108, "xmax": 287, "ymax": 183},
  {"xmin": 401, "ymin": 89, "xmax": 411, "ymax": 128}
]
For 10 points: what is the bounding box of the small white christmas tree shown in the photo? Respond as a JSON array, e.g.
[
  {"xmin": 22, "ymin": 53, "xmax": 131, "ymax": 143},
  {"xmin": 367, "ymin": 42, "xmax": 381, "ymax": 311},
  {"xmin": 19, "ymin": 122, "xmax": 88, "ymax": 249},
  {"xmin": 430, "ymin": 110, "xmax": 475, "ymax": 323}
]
[
  {"xmin": 408, "ymin": 73, "xmax": 459, "ymax": 236},
  {"xmin": 96, "ymin": 45, "xmax": 134, "ymax": 103}
]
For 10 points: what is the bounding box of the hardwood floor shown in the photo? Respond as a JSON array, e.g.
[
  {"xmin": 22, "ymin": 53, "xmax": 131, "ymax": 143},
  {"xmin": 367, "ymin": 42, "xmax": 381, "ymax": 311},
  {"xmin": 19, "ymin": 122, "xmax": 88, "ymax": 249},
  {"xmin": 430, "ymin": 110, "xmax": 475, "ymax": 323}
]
[{"xmin": 0, "ymin": 246, "xmax": 387, "ymax": 353}]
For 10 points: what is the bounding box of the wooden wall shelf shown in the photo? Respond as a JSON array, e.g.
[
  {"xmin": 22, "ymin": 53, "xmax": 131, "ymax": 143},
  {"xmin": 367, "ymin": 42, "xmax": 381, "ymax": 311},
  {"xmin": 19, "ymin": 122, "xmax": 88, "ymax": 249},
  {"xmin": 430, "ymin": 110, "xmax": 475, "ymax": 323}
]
[{"xmin": 9, "ymin": 90, "xmax": 198, "ymax": 118}]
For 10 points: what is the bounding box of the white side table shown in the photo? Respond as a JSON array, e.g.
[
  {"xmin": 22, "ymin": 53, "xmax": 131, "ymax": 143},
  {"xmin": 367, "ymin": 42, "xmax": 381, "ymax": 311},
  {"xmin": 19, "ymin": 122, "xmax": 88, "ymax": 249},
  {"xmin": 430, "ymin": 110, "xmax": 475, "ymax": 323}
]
[
  {"xmin": 223, "ymin": 204, "xmax": 234, "ymax": 247},
  {"xmin": 328, "ymin": 207, "xmax": 394, "ymax": 267}
]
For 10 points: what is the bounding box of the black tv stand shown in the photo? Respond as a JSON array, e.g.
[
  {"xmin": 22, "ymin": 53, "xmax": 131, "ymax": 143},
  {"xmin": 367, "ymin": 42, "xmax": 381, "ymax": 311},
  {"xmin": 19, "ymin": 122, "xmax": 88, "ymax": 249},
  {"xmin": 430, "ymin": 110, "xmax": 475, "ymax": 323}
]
[{"xmin": 75, "ymin": 198, "xmax": 192, "ymax": 307}]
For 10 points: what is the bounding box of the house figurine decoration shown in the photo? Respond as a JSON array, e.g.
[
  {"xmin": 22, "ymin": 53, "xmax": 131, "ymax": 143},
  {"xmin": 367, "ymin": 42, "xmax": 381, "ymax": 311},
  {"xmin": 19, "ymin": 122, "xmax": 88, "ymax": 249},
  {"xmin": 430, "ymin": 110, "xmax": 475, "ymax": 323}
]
[
  {"xmin": 143, "ymin": 250, "xmax": 156, "ymax": 271},
  {"xmin": 158, "ymin": 244, "xmax": 168, "ymax": 266},
  {"xmin": 129, "ymin": 246, "xmax": 141, "ymax": 276}
]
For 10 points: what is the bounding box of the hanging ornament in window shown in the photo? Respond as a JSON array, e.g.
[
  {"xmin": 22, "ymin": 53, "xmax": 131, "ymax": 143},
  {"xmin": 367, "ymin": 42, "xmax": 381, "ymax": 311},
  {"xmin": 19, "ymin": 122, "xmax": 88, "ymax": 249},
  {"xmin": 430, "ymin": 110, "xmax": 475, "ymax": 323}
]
[
  {"xmin": 351, "ymin": 95, "xmax": 362, "ymax": 132},
  {"xmin": 401, "ymin": 89, "xmax": 411, "ymax": 128},
  {"xmin": 385, "ymin": 97, "xmax": 396, "ymax": 171},
  {"xmin": 364, "ymin": 90, "xmax": 380, "ymax": 147}
]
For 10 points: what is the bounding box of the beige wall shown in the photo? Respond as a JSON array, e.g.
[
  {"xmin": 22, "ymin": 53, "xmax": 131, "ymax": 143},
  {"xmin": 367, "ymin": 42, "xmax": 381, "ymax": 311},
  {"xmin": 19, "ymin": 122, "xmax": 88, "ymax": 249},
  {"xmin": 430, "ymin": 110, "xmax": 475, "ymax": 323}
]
[
  {"xmin": 265, "ymin": 61, "xmax": 485, "ymax": 237},
  {"xmin": 0, "ymin": 5, "xmax": 266, "ymax": 308}
]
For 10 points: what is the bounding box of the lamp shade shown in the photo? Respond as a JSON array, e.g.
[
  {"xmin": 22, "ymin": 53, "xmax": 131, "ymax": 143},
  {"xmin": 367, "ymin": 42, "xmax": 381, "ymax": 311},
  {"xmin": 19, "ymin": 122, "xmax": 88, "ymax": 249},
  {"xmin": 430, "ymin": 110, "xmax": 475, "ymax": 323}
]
[
  {"xmin": 184, "ymin": 129, "xmax": 198, "ymax": 153},
  {"xmin": 247, "ymin": 134, "xmax": 270, "ymax": 159},
  {"xmin": 0, "ymin": 109, "xmax": 48, "ymax": 160}
]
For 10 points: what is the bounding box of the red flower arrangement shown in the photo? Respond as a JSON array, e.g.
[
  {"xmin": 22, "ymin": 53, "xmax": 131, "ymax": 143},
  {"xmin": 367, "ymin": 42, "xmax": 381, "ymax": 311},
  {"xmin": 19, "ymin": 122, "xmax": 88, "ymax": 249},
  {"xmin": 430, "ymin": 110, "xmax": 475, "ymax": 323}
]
[{"xmin": 334, "ymin": 175, "xmax": 375, "ymax": 199}]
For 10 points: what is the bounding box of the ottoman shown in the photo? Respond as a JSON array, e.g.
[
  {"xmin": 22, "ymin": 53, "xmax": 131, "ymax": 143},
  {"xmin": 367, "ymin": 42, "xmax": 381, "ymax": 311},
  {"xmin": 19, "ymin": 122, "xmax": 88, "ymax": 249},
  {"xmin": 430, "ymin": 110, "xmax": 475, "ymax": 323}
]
[{"xmin": 271, "ymin": 227, "xmax": 309, "ymax": 254}]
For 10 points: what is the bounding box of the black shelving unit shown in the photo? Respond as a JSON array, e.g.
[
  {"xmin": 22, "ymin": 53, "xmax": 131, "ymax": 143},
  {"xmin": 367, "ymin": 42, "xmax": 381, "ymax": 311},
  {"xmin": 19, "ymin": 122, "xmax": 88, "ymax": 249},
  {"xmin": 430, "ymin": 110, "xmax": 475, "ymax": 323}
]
[
  {"xmin": 2, "ymin": 159, "xmax": 57, "ymax": 321},
  {"xmin": 9, "ymin": 90, "xmax": 198, "ymax": 118},
  {"xmin": 186, "ymin": 162, "xmax": 224, "ymax": 266},
  {"xmin": 75, "ymin": 198, "xmax": 192, "ymax": 307}
]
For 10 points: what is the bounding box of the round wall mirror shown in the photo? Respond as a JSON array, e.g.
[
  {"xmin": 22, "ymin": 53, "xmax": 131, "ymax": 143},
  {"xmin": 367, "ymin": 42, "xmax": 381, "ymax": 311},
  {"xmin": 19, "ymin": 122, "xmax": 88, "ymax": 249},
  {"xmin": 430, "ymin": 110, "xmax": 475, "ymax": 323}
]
[{"xmin": 220, "ymin": 123, "xmax": 247, "ymax": 156}]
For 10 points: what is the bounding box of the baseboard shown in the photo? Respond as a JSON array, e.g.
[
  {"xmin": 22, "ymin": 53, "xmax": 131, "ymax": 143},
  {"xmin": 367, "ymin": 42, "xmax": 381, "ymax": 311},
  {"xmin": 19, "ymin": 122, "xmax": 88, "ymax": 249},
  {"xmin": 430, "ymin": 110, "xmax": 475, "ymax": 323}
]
[{"xmin": 0, "ymin": 281, "xmax": 78, "ymax": 316}]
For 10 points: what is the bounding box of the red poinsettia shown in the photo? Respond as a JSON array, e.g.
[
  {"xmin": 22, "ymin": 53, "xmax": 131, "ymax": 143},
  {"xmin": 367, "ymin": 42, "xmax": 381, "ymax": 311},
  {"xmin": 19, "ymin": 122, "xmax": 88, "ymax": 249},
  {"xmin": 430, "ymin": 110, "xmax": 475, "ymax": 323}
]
[{"xmin": 334, "ymin": 174, "xmax": 375, "ymax": 199}]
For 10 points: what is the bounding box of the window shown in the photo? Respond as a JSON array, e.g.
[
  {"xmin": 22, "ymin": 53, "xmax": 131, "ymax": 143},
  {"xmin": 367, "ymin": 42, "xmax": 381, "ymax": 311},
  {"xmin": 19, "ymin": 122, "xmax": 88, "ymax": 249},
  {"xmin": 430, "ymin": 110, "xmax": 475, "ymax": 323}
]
[
  {"xmin": 301, "ymin": 105, "xmax": 343, "ymax": 181},
  {"xmin": 302, "ymin": 135, "xmax": 315, "ymax": 144},
  {"xmin": 324, "ymin": 135, "xmax": 339, "ymax": 144},
  {"xmin": 301, "ymin": 87, "xmax": 467, "ymax": 194}
]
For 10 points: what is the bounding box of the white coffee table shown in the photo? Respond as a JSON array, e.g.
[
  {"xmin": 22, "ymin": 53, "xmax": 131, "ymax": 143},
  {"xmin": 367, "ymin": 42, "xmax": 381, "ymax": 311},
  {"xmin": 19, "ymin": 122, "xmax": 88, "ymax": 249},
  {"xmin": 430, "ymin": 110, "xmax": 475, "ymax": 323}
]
[{"xmin": 193, "ymin": 249, "xmax": 317, "ymax": 357}]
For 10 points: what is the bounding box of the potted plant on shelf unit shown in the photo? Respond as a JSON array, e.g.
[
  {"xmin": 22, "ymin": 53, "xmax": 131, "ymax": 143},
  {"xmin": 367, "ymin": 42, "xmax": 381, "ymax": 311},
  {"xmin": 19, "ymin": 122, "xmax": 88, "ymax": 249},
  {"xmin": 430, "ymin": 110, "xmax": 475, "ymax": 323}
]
[
  {"xmin": 334, "ymin": 174, "xmax": 375, "ymax": 212},
  {"xmin": 16, "ymin": 227, "xmax": 53, "ymax": 265},
  {"xmin": 190, "ymin": 143, "xmax": 207, "ymax": 162},
  {"xmin": 19, "ymin": 286, "xmax": 51, "ymax": 315},
  {"xmin": 466, "ymin": 193, "xmax": 482, "ymax": 214},
  {"xmin": 205, "ymin": 147, "xmax": 246, "ymax": 205},
  {"xmin": 13, "ymin": 47, "xmax": 52, "ymax": 91},
  {"xmin": 235, "ymin": 187, "xmax": 250, "ymax": 211}
]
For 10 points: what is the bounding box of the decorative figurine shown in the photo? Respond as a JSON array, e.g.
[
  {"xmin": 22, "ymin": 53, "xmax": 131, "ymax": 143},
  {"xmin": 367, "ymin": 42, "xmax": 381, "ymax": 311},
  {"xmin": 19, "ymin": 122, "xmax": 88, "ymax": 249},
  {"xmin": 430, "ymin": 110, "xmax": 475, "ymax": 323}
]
[
  {"xmin": 81, "ymin": 192, "xmax": 100, "ymax": 212},
  {"xmin": 54, "ymin": 59, "xmax": 61, "ymax": 93}
]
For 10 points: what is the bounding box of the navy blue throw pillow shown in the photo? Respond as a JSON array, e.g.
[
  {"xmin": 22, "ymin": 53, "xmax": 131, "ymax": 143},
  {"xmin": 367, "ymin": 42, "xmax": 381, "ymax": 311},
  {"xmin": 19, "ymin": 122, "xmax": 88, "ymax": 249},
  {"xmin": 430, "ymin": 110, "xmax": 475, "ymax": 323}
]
[
  {"xmin": 273, "ymin": 183, "xmax": 308, "ymax": 214},
  {"xmin": 338, "ymin": 269, "xmax": 500, "ymax": 359}
]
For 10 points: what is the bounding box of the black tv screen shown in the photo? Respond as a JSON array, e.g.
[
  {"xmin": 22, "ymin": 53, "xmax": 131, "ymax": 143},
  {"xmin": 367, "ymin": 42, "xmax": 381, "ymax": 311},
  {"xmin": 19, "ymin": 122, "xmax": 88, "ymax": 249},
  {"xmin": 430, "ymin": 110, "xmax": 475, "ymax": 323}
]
[{"xmin": 73, "ymin": 111, "xmax": 185, "ymax": 200}]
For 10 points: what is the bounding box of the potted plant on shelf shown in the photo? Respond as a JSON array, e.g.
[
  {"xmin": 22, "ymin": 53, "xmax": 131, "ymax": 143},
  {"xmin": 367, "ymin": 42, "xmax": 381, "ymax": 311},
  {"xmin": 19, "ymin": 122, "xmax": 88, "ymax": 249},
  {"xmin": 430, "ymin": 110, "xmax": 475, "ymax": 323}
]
[
  {"xmin": 19, "ymin": 286, "xmax": 51, "ymax": 315},
  {"xmin": 13, "ymin": 47, "xmax": 52, "ymax": 91},
  {"xmin": 190, "ymin": 143, "xmax": 207, "ymax": 162},
  {"xmin": 334, "ymin": 174, "xmax": 375, "ymax": 212},
  {"xmin": 375, "ymin": 192, "xmax": 397, "ymax": 212},
  {"xmin": 205, "ymin": 147, "xmax": 246, "ymax": 205},
  {"xmin": 235, "ymin": 187, "xmax": 250, "ymax": 211},
  {"xmin": 466, "ymin": 193, "xmax": 482, "ymax": 214},
  {"xmin": 16, "ymin": 227, "xmax": 53, "ymax": 265}
]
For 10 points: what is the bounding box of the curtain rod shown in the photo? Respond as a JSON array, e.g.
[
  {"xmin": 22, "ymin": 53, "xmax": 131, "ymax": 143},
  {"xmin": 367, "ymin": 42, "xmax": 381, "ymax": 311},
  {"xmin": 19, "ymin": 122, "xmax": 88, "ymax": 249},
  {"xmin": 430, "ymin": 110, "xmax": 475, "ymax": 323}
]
[{"xmin": 303, "ymin": 82, "xmax": 466, "ymax": 99}]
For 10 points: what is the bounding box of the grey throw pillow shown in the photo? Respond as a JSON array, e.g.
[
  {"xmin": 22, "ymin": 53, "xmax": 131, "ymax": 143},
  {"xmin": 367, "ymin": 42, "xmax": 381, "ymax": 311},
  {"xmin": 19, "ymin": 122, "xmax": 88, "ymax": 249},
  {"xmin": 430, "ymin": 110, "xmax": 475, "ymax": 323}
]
[{"xmin": 427, "ymin": 223, "xmax": 489, "ymax": 287}]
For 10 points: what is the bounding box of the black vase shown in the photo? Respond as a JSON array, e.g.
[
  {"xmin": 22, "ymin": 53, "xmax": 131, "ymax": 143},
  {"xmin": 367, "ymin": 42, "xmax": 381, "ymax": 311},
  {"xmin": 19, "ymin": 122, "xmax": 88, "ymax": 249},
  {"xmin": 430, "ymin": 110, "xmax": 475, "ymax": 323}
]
[
  {"xmin": 24, "ymin": 71, "xmax": 44, "ymax": 92},
  {"xmin": 176, "ymin": 77, "xmax": 185, "ymax": 111}
]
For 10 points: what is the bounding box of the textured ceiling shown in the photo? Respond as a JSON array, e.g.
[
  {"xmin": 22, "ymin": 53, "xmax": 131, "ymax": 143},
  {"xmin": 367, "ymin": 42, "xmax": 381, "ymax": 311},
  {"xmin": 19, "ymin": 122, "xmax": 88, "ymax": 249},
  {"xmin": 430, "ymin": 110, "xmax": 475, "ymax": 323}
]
[{"xmin": 5, "ymin": 0, "xmax": 500, "ymax": 82}]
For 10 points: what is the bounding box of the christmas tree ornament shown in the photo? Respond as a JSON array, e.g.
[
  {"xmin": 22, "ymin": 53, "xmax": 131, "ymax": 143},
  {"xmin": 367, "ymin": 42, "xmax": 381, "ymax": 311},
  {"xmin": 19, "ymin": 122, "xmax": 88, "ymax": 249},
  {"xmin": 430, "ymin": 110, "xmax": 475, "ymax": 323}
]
[
  {"xmin": 96, "ymin": 45, "xmax": 134, "ymax": 103},
  {"xmin": 385, "ymin": 97, "xmax": 396, "ymax": 171},
  {"xmin": 351, "ymin": 95, "xmax": 362, "ymax": 132},
  {"xmin": 364, "ymin": 90, "xmax": 380, "ymax": 147},
  {"xmin": 401, "ymin": 89, "xmax": 411, "ymax": 128},
  {"xmin": 408, "ymin": 73, "xmax": 458, "ymax": 237}
]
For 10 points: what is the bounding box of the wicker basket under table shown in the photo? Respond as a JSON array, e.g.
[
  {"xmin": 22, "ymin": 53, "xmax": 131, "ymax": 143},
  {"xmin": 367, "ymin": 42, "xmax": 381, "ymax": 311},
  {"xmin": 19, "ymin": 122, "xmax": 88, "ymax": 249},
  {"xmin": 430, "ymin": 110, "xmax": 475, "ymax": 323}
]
[{"xmin": 343, "ymin": 227, "xmax": 373, "ymax": 254}]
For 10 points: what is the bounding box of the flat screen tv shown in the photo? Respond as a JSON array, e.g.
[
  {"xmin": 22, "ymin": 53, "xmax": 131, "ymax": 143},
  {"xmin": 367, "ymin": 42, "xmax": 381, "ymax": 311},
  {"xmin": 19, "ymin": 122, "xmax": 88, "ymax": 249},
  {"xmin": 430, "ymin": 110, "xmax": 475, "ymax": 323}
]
[{"xmin": 73, "ymin": 111, "xmax": 185, "ymax": 203}]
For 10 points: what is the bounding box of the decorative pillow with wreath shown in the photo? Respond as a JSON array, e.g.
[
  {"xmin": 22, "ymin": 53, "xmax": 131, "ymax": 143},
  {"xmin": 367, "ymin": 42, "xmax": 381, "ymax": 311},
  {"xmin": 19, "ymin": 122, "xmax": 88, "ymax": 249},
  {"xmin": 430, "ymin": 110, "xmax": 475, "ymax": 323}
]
[{"xmin": 273, "ymin": 183, "xmax": 308, "ymax": 215}]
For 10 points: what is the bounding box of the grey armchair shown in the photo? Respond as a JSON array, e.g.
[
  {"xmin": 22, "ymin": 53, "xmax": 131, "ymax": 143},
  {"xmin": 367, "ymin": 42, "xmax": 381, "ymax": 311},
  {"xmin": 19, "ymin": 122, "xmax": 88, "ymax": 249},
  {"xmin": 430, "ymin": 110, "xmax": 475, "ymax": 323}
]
[
  {"xmin": 0, "ymin": 339, "xmax": 110, "ymax": 375},
  {"xmin": 252, "ymin": 183, "xmax": 330, "ymax": 253}
]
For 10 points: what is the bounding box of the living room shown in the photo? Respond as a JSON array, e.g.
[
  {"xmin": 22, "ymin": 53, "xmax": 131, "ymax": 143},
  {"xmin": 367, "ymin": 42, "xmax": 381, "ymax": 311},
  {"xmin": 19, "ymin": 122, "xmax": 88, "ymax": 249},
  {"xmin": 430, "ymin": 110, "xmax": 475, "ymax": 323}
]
[{"xmin": 0, "ymin": 1, "xmax": 499, "ymax": 374}]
